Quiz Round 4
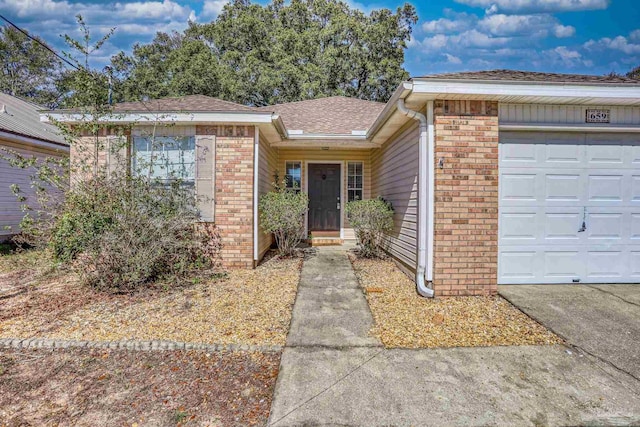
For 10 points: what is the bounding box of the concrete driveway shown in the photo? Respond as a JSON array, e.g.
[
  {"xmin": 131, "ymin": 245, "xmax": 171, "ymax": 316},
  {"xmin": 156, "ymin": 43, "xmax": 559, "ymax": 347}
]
[{"xmin": 499, "ymin": 284, "xmax": 640, "ymax": 380}]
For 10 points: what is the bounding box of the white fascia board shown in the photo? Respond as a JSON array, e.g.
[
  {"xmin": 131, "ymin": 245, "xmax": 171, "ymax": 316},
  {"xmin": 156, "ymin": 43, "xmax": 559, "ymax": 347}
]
[
  {"xmin": 410, "ymin": 79, "xmax": 640, "ymax": 102},
  {"xmin": 366, "ymin": 81, "xmax": 413, "ymax": 139},
  {"xmin": 42, "ymin": 111, "xmax": 276, "ymax": 124},
  {"xmin": 0, "ymin": 130, "xmax": 69, "ymax": 152},
  {"xmin": 271, "ymin": 139, "xmax": 379, "ymax": 148}
]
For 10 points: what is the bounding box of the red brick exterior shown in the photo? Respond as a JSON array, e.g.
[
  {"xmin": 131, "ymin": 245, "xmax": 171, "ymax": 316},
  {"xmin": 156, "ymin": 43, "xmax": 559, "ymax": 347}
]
[
  {"xmin": 197, "ymin": 125, "xmax": 255, "ymax": 269},
  {"xmin": 432, "ymin": 100, "xmax": 499, "ymax": 296}
]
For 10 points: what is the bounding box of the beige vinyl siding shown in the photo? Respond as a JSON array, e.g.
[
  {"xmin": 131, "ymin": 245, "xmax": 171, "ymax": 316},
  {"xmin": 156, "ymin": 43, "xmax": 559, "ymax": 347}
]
[
  {"xmin": 371, "ymin": 122, "xmax": 419, "ymax": 273},
  {"xmin": 0, "ymin": 139, "xmax": 67, "ymax": 238},
  {"xmin": 500, "ymin": 104, "xmax": 640, "ymax": 125},
  {"xmin": 278, "ymin": 148, "xmax": 371, "ymax": 239},
  {"xmin": 257, "ymin": 132, "xmax": 278, "ymax": 260}
]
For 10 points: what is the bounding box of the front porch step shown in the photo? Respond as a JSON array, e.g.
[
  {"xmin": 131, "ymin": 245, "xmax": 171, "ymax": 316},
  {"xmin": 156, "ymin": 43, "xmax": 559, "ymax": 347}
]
[{"xmin": 309, "ymin": 238, "xmax": 344, "ymax": 247}]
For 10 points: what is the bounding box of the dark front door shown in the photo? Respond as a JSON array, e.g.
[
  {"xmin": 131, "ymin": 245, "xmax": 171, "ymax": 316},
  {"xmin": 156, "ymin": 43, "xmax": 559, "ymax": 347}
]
[{"xmin": 308, "ymin": 163, "xmax": 341, "ymax": 231}]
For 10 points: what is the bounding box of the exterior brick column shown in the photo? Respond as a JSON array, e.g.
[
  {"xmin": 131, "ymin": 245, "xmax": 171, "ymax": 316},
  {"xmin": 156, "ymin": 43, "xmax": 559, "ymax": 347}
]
[
  {"xmin": 432, "ymin": 100, "xmax": 499, "ymax": 296},
  {"xmin": 197, "ymin": 125, "xmax": 255, "ymax": 269}
]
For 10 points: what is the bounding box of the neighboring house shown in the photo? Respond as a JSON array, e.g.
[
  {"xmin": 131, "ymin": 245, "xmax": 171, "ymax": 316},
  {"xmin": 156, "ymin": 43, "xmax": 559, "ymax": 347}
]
[
  {"xmin": 0, "ymin": 92, "xmax": 68, "ymax": 241},
  {"xmin": 45, "ymin": 70, "xmax": 640, "ymax": 296}
]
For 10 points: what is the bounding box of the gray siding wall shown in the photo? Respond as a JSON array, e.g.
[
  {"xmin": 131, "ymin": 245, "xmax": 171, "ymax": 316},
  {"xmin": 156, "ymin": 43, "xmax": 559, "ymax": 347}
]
[
  {"xmin": 257, "ymin": 132, "xmax": 278, "ymax": 261},
  {"xmin": 371, "ymin": 122, "xmax": 419, "ymax": 273},
  {"xmin": 1, "ymin": 139, "xmax": 67, "ymax": 239}
]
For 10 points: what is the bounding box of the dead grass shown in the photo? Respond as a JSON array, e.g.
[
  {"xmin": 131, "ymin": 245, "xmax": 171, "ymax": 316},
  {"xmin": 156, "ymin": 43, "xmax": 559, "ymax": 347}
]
[
  {"xmin": 0, "ymin": 347, "xmax": 279, "ymax": 426},
  {"xmin": 0, "ymin": 251, "xmax": 302, "ymax": 346},
  {"xmin": 349, "ymin": 253, "xmax": 561, "ymax": 349}
]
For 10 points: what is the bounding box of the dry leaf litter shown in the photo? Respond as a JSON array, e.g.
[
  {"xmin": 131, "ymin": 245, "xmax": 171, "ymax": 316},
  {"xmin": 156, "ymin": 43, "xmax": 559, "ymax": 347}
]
[
  {"xmin": 348, "ymin": 253, "xmax": 561, "ymax": 348},
  {"xmin": 0, "ymin": 251, "xmax": 302, "ymax": 346}
]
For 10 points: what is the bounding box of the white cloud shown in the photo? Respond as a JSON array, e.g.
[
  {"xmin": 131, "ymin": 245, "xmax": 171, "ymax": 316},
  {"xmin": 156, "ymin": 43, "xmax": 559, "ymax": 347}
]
[
  {"xmin": 444, "ymin": 53, "xmax": 462, "ymax": 64},
  {"xmin": 553, "ymin": 25, "xmax": 575, "ymax": 38},
  {"xmin": 422, "ymin": 13, "xmax": 477, "ymax": 34},
  {"xmin": 200, "ymin": 0, "xmax": 229, "ymax": 20},
  {"xmin": 420, "ymin": 34, "xmax": 449, "ymax": 52},
  {"xmin": 454, "ymin": 0, "xmax": 610, "ymax": 13},
  {"xmin": 584, "ymin": 31, "xmax": 640, "ymax": 55},
  {"xmin": 478, "ymin": 14, "xmax": 573, "ymax": 38},
  {"xmin": 550, "ymin": 46, "xmax": 586, "ymax": 66}
]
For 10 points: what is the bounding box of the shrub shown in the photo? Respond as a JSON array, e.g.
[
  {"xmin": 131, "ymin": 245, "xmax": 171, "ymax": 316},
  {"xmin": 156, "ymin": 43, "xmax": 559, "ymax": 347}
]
[
  {"xmin": 345, "ymin": 197, "xmax": 394, "ymax": 258},
  {"xmin": 259, "ymin": 183, "xmax": 308, "ymax": 256},
  {"xmin": 52, "ymin": 175, "xmax": 222, "ymax": 292}
]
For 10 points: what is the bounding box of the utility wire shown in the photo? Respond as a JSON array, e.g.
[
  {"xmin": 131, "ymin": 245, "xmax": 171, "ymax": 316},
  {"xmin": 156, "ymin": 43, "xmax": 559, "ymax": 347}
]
[{"xmin": 0, "ymin": 13, "xmax": 80, "ymax": 71}]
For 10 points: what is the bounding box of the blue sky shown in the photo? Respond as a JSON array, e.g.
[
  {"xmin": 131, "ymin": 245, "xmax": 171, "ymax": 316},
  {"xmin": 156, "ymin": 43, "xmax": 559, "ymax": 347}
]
[{"xmin": 1, "ymin": 0, "xmax": 639, "ymax": 76}]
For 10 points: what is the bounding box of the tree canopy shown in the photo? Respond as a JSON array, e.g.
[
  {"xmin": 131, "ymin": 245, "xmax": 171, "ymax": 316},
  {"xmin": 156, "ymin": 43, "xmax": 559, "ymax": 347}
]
[
  {"xmin": 113, "ymin": 0, "xmax": 418, "ymax": 105},
  {"xmin": 0, "ymin": 26, "xmax": 64, "ymax": 108}
]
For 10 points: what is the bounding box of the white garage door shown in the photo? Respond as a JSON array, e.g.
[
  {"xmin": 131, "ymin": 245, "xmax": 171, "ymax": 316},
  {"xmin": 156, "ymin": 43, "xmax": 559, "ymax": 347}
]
[{"xmin": 498, "ymin": 131, "xmax": 640, "ymax": 284}]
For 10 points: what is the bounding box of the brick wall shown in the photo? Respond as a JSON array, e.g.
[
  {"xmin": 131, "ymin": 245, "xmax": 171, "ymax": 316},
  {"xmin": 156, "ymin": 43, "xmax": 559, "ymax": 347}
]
[
  {"xmin": 432, "ymin": 100, "xmax": 499, "ymax": 296},
  {"xmin": 197, "ymin": 125, "xmax": 255, "ymax": 269}
]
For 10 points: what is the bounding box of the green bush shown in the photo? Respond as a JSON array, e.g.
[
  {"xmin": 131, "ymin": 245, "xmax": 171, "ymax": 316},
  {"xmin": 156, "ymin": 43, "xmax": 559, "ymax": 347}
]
[
  {"xmin": 345, "ymin": 197, "xmax": 394, "ymax": 258},
  {"xmin": 259, "ymin": 183, "xmax": 308, "ymax": 256}
]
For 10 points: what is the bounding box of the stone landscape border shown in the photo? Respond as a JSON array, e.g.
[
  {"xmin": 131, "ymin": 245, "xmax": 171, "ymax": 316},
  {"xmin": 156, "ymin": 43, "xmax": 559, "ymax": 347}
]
[{"xmin": 0, "ymin": 337, "xmax": 282, "ymax": 353}]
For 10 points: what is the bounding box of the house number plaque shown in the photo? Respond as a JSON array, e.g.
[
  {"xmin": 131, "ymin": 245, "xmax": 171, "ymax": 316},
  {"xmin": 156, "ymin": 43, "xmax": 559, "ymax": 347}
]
[{"xmin": 585, "ymin": 109, "xmax": 610, "ymax": 123}]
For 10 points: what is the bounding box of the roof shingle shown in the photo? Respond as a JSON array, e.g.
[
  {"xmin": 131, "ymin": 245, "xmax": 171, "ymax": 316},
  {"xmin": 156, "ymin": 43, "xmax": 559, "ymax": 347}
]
[
  {"xmin": 113, "ymin": 94, "xmax": 257, "ymax": 112},
  {"xmin": 414, "ymin": 69, "xmax": 640, "ymax": 84},
  {"xmin": 259, "ymin": 96, "xmax": 385, "ymax": 135}
]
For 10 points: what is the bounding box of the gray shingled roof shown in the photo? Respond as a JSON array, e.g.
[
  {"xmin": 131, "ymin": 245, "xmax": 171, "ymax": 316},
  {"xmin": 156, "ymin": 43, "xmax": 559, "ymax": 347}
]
[
  {"xmin": 113, "ymin": 94, "xmax": 257, "ymax": 112},
  {"xmin": 0, "ymin": 92, "xmax": 66, "ymax": 145},
  {"xmin": 414, "ymin": 70, "xmax": 640, "ymax": 84},
  {"xmin": 259, "ymin": 96, "xmax": 386, "ymax": 135}
]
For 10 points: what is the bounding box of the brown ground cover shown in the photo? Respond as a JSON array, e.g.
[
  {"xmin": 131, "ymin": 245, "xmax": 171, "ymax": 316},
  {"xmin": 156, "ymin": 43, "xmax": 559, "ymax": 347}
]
[
  {"xmin": 348, "ymin": 253, "xmax": 561, "ymax": 349},
  {"xmin": 0, "ymin": 347, "xmax": 279, "ymax": 426},
  {"xmin": 0, "ymin": 251, "xmax": 302, "ymax": 347}
]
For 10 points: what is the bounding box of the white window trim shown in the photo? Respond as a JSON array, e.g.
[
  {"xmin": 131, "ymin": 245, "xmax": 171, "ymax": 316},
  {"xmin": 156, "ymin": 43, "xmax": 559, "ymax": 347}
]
[{"xmin": 346, "ymin": 161, "xmax": 364, "ymax": 202}]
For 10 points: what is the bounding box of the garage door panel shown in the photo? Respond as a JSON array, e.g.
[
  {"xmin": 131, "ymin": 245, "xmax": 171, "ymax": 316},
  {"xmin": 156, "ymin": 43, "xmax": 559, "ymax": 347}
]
[
  {"xmin": 500, "ymin": 173, "xmax": 537, "ymax": 202},
  {"xmin": 586, "ymin": 250, "xmax": 624, "ymax": 279},
  {"xmin": 546, "ymin": 173, "xmax": 583, "ymax": 202},
  {"xmin": 499, "ymin": 131, "xmax": 639, "ymax": 285},
  {"xmin": 587, "ymin": 212, "xmax": 623, "ymax": 240},
  {"xmin": 588, "ymin": 175, "xmax": 623, "ymax": 202},
  {"xmin": 632, "ymin": 176, "xmax": 640, "ymax": 202},
  {"xmin": 632, "ymin": 252, "xmax": 640, "ymax": 278},
  {"xmin": 545, "ymin": 211, "xmax": 582, "ymax": 241},
  {"xmin": 544, "ymin": 250, "xmax": 584, "ymax": 279}
]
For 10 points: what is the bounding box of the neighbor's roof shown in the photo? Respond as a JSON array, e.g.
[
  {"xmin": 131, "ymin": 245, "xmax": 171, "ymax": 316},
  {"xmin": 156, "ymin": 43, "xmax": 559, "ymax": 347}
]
[
  {"xmin": 414, "ymin": 70, "xmax": 640, "ymax": 85},
  {"xmin": 259, "ymin": 96, "xmax": 386, "ymax": 135},
  {"xmin": 112, "ymin": 94, "xmax": 257, "ymax": 112},
  {"xmin": 0, "ymin": 92, "xmax": 66, "ymax": 145}
]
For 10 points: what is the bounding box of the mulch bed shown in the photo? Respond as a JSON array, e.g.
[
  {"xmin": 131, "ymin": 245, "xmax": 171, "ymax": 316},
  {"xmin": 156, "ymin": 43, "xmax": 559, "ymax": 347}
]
[
  {"xmin": 348, "ymin": 253, "xmax": 561, "ymax": 349},
  {"xmin": 0, "ymin": 250, "xmax": 302, "ymax": 347},
  {"xmin": 0, "ymin": 347, "xmax": 279, "ymax": 426}
]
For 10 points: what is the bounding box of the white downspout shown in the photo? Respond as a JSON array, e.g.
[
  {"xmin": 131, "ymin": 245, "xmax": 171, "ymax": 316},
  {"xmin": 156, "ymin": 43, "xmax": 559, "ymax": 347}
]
[
  {"xmin": 397, "ymin": 98, "xmax": 434, "ymax": 298},
  {"xmin": 253, "ymin": 126, "xmax": 260, "ymax": 266}
]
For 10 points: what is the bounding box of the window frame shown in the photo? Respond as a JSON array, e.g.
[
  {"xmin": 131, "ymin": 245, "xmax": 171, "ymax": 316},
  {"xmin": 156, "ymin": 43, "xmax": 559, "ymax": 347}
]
[
  {"xmin": 284, "ymin": 160, "xmax": 302, "ymax": 191},
  {"xmin": 131, "ymin": 134, "xmax": 196, "ymax": 184},
  {"xmin": 347, "ymin": 161, "xmax": 364, "ymax": 202}
]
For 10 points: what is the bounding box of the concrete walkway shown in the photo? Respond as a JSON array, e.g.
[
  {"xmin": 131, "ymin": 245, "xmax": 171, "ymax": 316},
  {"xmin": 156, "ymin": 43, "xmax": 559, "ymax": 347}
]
[{"xmin": 268, "ymin": 247, "xmax": 640, "ymax": 426}]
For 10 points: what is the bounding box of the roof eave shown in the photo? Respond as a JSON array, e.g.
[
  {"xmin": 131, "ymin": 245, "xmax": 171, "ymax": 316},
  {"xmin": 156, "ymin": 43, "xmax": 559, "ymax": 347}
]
[{"xmin": 408, "ymin": 79, "xmax": 640, "ymax": 105}]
